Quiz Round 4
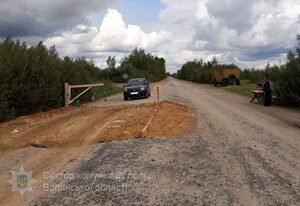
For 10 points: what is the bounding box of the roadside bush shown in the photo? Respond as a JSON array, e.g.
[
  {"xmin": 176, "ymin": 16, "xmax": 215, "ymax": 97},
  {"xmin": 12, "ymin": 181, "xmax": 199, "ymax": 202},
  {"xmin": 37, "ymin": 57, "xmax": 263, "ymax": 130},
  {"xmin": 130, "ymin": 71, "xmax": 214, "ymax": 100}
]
[
  {"xmin": 0, "ymin": 38, "xmax": 103, "ymax": 122},
  {"xmin": 0, "ymin": 39, "xmax": 168, "ymax": 122},
  {"xmin": 241, "ymin": 68, "xmax": 265, "ymax": 83},
  {"xmin": 266, "ymin": 52, "xmax": 300, "ymax": 107},
  {"xmin": 92, "ymin": 81, "xmax": 122, "ymax": 100},
  {"xmin": 177, "ymin": 58, "xmax": 217, "ymax": 83},
  {"xmin": 241, "ymin": 35, "xmax": 300, "ymax": 107}
]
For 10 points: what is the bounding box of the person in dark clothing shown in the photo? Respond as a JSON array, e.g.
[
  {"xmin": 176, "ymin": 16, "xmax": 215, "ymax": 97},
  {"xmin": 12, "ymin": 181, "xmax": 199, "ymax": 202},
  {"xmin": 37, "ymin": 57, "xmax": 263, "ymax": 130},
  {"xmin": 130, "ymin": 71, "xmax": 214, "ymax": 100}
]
[{"xmin": 263, "ymin": 76, "xmax": 272, "ymax": 106}]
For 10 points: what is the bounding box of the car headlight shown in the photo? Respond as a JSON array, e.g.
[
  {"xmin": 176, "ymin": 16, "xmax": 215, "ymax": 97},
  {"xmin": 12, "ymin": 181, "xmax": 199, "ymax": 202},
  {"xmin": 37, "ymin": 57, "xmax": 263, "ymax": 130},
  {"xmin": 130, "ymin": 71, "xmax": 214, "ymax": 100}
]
[{"xmin": 141, "ymin": 87, "xmax": 145, "ymax": 91}]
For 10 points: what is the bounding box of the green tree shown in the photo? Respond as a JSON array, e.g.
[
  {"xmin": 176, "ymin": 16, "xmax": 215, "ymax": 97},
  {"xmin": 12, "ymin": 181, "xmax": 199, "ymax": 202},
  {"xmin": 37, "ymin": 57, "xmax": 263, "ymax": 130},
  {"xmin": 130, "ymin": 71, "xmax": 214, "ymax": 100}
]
[
  {"xmin": 0, "ymin": 38, "xmax": 105, "ymax": 122},
  {"xmin": 177, "ymin": 58, "xmax": 218, "ymax": 83},
  {"xmin": 102, "ymin": 48, "xmax": 167, "ymax": 82}
]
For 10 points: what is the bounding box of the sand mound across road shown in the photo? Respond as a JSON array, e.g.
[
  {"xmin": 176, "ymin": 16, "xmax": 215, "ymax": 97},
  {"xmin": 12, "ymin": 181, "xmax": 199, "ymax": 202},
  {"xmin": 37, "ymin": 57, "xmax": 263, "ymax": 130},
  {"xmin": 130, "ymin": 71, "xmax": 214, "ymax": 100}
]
[
  {"xmin": 0, "ymin": 101, "xmax": 194, "ymax": 150},
  {"xmin": 0, "ymin": 100, "xmax": 194, "ymax": 205}
]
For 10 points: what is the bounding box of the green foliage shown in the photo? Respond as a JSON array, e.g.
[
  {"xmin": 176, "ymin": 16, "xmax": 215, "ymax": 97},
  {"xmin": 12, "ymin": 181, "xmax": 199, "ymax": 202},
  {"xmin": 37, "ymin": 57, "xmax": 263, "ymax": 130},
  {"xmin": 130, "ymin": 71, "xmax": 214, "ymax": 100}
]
[
  {"xmin": 102, "ymin": 48, "xmax": 167, "ymax": 82},
  {"xmin": 106, "ymin": 56, "xmax": 116, "ymax": 70},
  {"xmin": 223, "ymin": 80, "xmax": 257, "ymax": 97},
  {"xmin": 213, "ymin": 64, "xmax": 239, "ymax": 69},
  {"xmin": 176, "ymin": 58, "xmax": 218, "ymax": 83},
  {"xmin": 0, "ymin": 40, "xmax": 167, "ymax": 122},
  {"xmin": 241, "ymin": 68, "xmax": 265, "ymax": 83},
  {"xmin": 236, "ymin": 35, "xmax": 300, "ymax": 107},
  {"xmin": 177, "ymin": 35, "xmax": 299, "ymax": 108},
  {"xmin": 92, "ymin": 81, "xmax": 122, "ymax": 100},
  {"xmin": 265, "ymin": 53, "xmax": 300, "ymax": 107},
  {"xmin": 0, "ymin": 38, "xmax": 104, "ymax": 122}
]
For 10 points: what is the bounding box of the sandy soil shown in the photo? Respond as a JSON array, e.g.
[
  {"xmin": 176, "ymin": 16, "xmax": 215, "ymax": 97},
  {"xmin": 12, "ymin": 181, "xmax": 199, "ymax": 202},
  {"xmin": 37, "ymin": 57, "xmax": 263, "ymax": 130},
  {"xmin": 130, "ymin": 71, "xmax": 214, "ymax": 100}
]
[
  {"xmin": 0, "ymin": 100, "xmax": 193, "ymax": 206},
  {"xmin": 1, "ymin": 77, "xmax": 299, "ymax": 205}
]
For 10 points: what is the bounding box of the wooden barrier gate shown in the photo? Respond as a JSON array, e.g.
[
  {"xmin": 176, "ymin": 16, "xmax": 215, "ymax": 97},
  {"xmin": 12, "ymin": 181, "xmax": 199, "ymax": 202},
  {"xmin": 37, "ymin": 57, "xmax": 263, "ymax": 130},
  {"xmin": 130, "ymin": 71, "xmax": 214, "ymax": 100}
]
[{"xmin": 64, "ymin": 83, "xmax": 104, "ymax": 107}]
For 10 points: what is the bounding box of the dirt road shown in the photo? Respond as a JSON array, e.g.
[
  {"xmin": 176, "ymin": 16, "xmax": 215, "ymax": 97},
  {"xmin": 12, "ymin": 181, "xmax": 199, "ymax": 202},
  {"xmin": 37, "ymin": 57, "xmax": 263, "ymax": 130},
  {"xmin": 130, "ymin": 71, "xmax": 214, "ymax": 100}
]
[{"xmin": 2, "ymin": 77, "xmax": 300, "ymax": 205}]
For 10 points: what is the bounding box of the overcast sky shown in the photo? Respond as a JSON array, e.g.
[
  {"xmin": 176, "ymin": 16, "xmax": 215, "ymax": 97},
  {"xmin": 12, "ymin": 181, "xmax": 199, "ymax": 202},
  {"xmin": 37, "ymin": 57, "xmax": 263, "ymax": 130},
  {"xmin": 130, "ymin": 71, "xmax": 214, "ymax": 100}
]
[{"xmin": 1, "ymin": 0, "xmax": 300, "ymax": 72}]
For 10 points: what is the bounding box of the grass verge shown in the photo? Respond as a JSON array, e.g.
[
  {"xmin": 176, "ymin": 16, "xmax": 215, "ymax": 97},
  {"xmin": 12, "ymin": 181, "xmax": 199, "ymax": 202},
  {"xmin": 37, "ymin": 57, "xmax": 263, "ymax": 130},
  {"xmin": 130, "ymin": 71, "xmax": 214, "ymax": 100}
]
[
  {"xmin": 92, "ymin": 82, "xmax": 122, "ymax": 100},
  {"xmin": 223, "ymin": 80, "xmax": 300, "ymax": 111},
  {"xmin": 223, "ymin": 80, "xmax": 257, "ymax": 98}
]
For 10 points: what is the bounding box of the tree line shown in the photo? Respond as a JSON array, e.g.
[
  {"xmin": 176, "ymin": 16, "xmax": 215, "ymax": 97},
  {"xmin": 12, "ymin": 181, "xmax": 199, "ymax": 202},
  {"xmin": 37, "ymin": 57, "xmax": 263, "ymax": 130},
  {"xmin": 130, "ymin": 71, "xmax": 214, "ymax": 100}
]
[
  {"xmin": 176, "ymin": 57, "xmax": 239, "ymax": 84},
  {"xmin": 176, "ymin": 58, "xmax": 218, "ymax": 83},
  {"xmin": 102, "ymin": 48, "xmax": 166, "ymax": 83},
  {"xmin": 241, "ymin": 36, "xmax": 300, "ymax": 106},
  {"xmin": 177, "ymin": 35, "xmax": 300, "ymax": 107},
  {"xmin": 0, "ymin": 38, "xmax": 167, "ymax": 122}
]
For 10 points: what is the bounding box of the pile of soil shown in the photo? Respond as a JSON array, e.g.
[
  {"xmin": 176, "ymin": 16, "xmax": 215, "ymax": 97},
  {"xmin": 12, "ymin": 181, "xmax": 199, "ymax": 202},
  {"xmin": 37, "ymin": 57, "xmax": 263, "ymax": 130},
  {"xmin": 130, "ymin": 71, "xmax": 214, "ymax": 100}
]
[
  {"xmin": 0, "ymin": 101, "xmax": 194, "ymax": 150},
  {"xmin": 101, "ymin": 101, "xmax": 194, "ymax": 141}
]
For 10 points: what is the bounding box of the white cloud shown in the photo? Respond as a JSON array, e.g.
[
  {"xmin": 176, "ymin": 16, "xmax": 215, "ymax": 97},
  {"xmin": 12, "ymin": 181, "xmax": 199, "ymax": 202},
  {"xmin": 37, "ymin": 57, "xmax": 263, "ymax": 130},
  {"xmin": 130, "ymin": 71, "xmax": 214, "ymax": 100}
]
[
  {"xmin": 157, "ymin": 0, "xmax": 300, "ymax": 72},
  {"xmin": 45, "ymin": 9, "xmax": 172, "ymax": 59},
  {"xmin": 19, "ymin": 0, "xmax": 300, "ymax": 73},
  {"xmin": 92, "ymin": 9, "xmax": 172, "ymax": 52},
  {"xmin": 0, "ymin": 0, "xmax": 118, "ymax": 37}
]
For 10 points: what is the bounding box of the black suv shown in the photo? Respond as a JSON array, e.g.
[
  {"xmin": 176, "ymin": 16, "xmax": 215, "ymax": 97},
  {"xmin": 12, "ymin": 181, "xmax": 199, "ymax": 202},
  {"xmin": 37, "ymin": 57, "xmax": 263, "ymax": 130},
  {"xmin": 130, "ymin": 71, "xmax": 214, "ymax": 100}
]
[{"xmin": 123, "ymin": 78, "xmax": 151, "ymax": 100}]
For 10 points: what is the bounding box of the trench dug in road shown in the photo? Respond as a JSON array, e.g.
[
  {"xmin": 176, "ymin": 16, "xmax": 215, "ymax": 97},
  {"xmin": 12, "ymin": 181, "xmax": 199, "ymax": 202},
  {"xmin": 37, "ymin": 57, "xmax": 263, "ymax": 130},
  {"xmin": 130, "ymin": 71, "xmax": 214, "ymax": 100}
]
[{"xmin": 0, "ymin": 77, "xmax": 299, "ymax": 205}]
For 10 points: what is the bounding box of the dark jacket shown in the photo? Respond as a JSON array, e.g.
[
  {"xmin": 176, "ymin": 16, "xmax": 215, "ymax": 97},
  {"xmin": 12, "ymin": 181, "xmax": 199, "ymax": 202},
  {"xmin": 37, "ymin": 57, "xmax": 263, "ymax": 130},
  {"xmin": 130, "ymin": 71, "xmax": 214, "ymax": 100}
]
[
  {"xmin": 263, "ymin": 80, "xmax": 272, "ymax": 106},
  {"xmin": 263, "ymin": 81, "xmax": 272, "ymax": 95}
]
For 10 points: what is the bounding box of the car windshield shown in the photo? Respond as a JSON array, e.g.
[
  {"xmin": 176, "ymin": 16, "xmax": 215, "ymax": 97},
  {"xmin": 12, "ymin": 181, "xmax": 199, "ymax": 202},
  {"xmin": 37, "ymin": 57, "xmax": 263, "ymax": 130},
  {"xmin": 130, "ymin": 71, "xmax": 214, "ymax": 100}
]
[{"xmin": 127, "ymin": 79, "xmax": 144, "ymax": 86}]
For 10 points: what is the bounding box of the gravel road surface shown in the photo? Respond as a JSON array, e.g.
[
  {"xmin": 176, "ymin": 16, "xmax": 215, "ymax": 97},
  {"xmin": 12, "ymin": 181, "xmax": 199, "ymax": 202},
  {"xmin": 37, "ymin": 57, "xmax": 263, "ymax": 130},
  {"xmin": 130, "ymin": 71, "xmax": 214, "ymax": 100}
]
[{"xmin": 33, "ymin": 77, "xmax": 300, "ymax": 205}]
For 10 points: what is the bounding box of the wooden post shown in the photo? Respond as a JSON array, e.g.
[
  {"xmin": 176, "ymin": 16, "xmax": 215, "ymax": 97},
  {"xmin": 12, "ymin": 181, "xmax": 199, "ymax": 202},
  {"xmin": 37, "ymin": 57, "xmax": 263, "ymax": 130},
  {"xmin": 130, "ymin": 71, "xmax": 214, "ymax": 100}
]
[
  {"xmin": 64, "ymin": 83, "xmax": 69, "ymax": 107},
  {"xmin": 157, "ymin": 86, "xmax": 160, "ymax": 103}
]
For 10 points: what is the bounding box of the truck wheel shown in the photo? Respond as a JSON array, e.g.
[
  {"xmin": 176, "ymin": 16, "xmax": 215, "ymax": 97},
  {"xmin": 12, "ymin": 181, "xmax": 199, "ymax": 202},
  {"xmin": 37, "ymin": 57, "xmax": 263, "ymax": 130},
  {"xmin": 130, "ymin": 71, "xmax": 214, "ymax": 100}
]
[{"xmin": 221, "ymin": 79, "xmax": 228, "ymax": 86}]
